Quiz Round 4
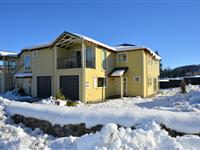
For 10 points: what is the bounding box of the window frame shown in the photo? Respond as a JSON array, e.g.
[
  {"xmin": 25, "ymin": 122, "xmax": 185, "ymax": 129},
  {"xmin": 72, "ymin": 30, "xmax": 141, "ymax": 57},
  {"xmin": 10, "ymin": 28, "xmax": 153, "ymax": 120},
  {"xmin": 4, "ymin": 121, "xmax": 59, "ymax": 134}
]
[
  {"xmin": 24, "ymin": 55, "xmax": 31, "ymax": 71},
  {"xmin": 117, "ymin": 52, "xmax": 128, "ymax": 63},
  {"xmin": 102, "ymin": 49, "xmax": 107, "ymax": 70},
  {"xmin": 97, "ymin": 77, "xmax": 107, "ymax": 88},
  {"xmin": 86, "ymin": 46, "xmax": 95, "ymax": 68}
]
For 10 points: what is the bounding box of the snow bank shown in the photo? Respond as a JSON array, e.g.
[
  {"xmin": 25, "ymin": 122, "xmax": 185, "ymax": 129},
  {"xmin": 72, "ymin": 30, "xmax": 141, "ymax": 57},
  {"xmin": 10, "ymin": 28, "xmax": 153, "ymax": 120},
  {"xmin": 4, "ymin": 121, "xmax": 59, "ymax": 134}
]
[
  {"xmin": 6, "ymin": 101, "xmax": 200, "ymax": 134},
  {"xmin": 49, "ymin": 121, "xmax": 200, "ymax": 150}
]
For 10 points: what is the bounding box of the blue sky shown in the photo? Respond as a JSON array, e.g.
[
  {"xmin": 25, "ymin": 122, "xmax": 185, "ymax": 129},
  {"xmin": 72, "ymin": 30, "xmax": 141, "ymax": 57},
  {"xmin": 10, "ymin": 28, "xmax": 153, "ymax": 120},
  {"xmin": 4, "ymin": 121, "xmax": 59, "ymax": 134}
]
[{"xmin": 0, "ymin": 0, "xmax": 200, "ymax": 68}]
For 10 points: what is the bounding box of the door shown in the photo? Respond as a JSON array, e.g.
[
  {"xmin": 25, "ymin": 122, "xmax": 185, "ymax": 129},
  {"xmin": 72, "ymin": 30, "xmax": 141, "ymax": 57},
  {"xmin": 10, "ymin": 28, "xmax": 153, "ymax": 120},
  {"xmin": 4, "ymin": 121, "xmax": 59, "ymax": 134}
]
[
  {"xmin": 60, "ymin": 75, "xmax": 79, "ymax": 100},
  {"xmin": 37, "ymin": 76, "xmax": 51, "ymax": 98},
  {"xmin": 123, "ymin": 77, "xmax": 128, "ymax": 96}
]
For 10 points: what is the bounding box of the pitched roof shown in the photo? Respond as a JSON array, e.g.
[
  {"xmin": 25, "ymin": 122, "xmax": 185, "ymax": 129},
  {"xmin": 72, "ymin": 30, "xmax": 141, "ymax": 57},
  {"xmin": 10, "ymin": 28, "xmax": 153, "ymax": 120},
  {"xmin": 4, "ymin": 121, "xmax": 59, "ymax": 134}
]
[
  {"xmin": 18, "ymin": 32, "xmax": 161, "ymax": 60},
  {"xmin": 0, "ymin": 51, "xmax": 18, "ymax": 57},
  {"xmin": 115, "ymin": 44, "xmax": 161, "ymax": 60}
]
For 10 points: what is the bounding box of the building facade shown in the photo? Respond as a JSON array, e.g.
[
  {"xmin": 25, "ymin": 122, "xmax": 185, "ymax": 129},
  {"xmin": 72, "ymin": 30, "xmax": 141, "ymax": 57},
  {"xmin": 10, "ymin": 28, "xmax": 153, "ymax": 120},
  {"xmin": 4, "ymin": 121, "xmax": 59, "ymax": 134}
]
[{"xmin": 1, "ymin": 32, "xmax": 161, "ymax": 103}]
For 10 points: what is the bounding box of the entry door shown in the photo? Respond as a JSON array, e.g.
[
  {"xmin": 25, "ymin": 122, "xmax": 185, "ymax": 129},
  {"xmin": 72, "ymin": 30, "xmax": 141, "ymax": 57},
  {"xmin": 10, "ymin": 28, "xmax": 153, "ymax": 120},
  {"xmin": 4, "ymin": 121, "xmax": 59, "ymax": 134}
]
[{"xmin": 123, "ymin": 77, "xmax": 128, "ymax": 96}]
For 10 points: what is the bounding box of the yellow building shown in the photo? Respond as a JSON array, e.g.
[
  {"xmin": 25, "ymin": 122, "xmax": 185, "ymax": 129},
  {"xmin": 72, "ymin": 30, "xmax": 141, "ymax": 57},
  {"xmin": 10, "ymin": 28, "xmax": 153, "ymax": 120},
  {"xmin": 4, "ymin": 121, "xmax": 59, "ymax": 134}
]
[{"xmin": 4, "ymin": 32, "xmax": 161, "ymax": 103}]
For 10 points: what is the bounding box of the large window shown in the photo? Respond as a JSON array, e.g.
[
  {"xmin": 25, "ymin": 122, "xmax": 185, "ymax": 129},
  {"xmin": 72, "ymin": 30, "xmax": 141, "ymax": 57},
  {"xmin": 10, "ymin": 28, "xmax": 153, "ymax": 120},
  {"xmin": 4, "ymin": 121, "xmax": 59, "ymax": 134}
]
[
  {"xmin": 24, "ymin": 55, "xmax": 31, "ymax": 71},
  {"xmin": 117, "ymin": 53, "xmax": 127, "ymax": 62},
  {"xmin": 97, "ymin": 77, "xmax": 107, "ymax": 87},
  {"xmin": 86, "ymin": 46, "xmax": 95, "ymax": 68},
  {"xmin": 102, "ymin": 49, "xmax": 106, "ymax": 70}
]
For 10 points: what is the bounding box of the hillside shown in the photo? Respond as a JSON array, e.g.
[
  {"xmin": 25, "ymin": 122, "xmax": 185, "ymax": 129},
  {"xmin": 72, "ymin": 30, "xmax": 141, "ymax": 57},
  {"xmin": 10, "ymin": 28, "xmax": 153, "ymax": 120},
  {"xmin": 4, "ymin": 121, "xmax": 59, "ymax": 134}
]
[{"xmin": 161, "ymin": 64, "xmax": 200, "ymax": 78}]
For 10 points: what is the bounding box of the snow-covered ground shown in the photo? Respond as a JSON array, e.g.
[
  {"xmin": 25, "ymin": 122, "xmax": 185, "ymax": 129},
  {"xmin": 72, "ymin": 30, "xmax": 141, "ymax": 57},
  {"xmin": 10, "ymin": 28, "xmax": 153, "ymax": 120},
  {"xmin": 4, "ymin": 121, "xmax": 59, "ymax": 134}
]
[{"xmin": 1, "ymin": 85, "xmax": 200, "ymax": 149}]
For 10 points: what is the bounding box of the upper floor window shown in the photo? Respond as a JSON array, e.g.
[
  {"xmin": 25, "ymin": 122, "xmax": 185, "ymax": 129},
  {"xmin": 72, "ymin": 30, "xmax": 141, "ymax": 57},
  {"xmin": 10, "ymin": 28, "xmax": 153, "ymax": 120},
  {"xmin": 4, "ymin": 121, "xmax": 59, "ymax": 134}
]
[
  {"xmin": 102, "ymin": 49, "xmax": 106, "ymax": 70},
  {"xmin": 86, "ymin": 46, "xmax": 95, "ymax": 68},
  {"xmin": 24, "ymin": 55, "xmax": 31, "ymax": 71},
  {"xmin": 117, "ymin": 53, "xmax": 127, "ymax": 62}
]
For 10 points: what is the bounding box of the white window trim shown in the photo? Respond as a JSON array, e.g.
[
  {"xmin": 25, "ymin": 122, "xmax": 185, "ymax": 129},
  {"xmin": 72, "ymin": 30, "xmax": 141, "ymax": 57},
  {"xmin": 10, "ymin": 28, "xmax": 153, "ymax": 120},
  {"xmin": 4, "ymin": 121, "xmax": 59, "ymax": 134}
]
[
  {"xmin": 117, "ymin": 52, "xmax": 128, "ymax": 63},
  {"xmin": 97, "ymin": 77, "xmax": 107, "ymax": 88},
  {"xmin": 24, "ymin": 55, "xmax": 31, "ymax": 71}
]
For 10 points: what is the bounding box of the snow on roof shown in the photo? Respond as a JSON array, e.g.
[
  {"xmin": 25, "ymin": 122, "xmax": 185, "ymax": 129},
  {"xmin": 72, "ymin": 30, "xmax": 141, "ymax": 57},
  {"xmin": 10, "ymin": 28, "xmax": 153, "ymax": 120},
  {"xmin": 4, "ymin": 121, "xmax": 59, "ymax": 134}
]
[
  {"xmin": 159, "ymin": 79, "xmax": 170, "ymax": 82},
  {"xmin": 0, "ymin": 51, "xmax": 18, "ymax": 57},
  {"xmin": 14, "ymin": 73, "xmax": 32, "ymax": 78},
  {"xmin": 110, "ymin": 69, "xmax": 126, "ymax": 77},
  {"xmin": 115, "ymin": 45, "xmax": 161, "ymax": 60},
  {"xmin": 73, "ymin": 33, "xmax": 116, "ymax": 51},
  {"xmin": 19, "ymin": 32, "xmax": 161, "ymax": 60},
  {"xmin": 21, "ymin": 42, "xmax": 52, "ymax": 51}
]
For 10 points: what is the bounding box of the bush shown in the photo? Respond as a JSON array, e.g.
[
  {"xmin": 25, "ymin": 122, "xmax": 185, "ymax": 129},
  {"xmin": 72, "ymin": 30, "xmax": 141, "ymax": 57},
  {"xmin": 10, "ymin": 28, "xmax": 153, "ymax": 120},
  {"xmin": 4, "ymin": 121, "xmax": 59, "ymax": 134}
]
[
  {"xmin": 56, "ymin": 90, "xmax": 66, "ymax": 100},
  {"xmin": 66, "ymin": 101, "xmax": 77, "ymax": 107},
  {"xmin": 180, "ymin": 80, "xmax": 187, "ymax": 93}
]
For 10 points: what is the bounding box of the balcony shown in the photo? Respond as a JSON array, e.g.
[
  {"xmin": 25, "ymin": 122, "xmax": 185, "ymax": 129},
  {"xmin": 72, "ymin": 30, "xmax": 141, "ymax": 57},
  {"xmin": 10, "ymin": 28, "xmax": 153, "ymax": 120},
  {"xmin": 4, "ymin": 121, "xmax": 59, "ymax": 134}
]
[{"xmin": 57, "ymin": 56, "xmax": 82, "ymax": 69}]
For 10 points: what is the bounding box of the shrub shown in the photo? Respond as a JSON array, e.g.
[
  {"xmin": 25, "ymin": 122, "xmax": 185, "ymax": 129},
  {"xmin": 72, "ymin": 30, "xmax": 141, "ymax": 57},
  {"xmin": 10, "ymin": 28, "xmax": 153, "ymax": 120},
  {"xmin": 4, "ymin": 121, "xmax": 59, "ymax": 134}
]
[
  {"xmin": 66, "ymin": 101, "xmax": 77, "ymax": 107},
  {"xmin": 180, "ymin": 80, "xmax": 187, "ymax": 93},
  {"xmin": 56, "ymin": 90, "xmax": 66, "ymax": 100}
]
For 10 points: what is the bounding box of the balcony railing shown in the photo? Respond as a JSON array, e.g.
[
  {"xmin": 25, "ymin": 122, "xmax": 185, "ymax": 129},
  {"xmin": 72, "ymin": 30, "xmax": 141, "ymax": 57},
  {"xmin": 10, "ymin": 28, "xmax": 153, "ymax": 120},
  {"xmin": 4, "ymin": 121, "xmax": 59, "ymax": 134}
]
[{"xmin": 57, "ymin": 56, "xmax": 82, "ymax": 69}]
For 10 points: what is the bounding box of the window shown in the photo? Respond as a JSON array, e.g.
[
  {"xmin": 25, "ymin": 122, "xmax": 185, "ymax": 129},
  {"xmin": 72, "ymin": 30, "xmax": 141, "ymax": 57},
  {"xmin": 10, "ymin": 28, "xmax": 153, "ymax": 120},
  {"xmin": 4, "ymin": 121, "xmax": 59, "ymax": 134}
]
[
  {"xmin": 33, "ymin": 51, "xmax": 38, "ymax": 57},
  {"xmin": 102, "ymin": 49, "xmax": 106, "ymax": 70},
  {"xmin": 97, "ymin": 77, "xmax": 107, "ymax": 87},
  {"xmin": 86, "ymin": 46, "xmax": 95, "ymax": 68},
  {"xmin": 148, "ymin": 77, "xmax": 152, "ymax": 86},
  {"xmin": 153, "ymin": 78, "xmax": 157, "ymax": 92},
  {"xmin": 24, "ymin": 55, "xmax": 31, "ymax": 71},
  {"xmin": 134, "ymin": 76, "xmax": 140, "ymax": 82},
  {"xmin": 117, "ymin": 53, "xmax": 127, "ymax": 62}
]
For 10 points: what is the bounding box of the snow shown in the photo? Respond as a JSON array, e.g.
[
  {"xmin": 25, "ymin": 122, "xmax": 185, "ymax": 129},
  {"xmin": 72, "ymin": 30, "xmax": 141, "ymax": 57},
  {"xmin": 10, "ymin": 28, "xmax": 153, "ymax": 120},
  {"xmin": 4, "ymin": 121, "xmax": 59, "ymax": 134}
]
[
  {"xmin": 20, "ymin": 32, "xmax": 160, "ymax": 61},
  {"xmin": 110, "ymin": 69, "xmax": 126, "ymax": 77},
  {"xmin": 5, "ymin": 85, "xmax": 200, "ymax": 134},
  {"xmin": 159, "ymin": 79, "xmax": 170, "ymax": 82},
  {"xmin": 6, "ymin": 100, "xmax": 200, "ymax": 133},
  {"xmin": 74, "ymin": 33, "xmax": 116, "ymax": 51},
  {"xmin": 1, "ymin": 90, "xmax": 33, "ymax": 102},
  {"xmin": 0, "ymin": 51, "xmax": 17, "ymax": 57},
  {"xmin": 115, "ymin": 45, "xmax": 161, "ymax": 60},
  {"xmin": 2, "ymin": 85, "xmax": 200, "ymax": 149},
  {"xmin": 21, "ymin": 42, "xmax": 52, "ymax": 50},
  {"xmin": 14, "ymin": 72, "xmax": 32, "ymax": 78}
]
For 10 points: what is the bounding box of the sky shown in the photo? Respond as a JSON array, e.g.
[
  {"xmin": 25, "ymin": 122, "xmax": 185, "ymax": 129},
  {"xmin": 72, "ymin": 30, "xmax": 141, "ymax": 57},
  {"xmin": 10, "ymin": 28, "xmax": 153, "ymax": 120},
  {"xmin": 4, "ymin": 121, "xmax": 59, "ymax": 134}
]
[{"xmin": 0, "ymin": 0, "xmax": 200, "ymax": 69}]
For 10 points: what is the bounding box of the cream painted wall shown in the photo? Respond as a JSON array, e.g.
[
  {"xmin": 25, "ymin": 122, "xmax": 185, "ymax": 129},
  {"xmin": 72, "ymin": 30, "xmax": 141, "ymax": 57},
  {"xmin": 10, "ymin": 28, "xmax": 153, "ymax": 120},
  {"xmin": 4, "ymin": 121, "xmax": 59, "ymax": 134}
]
[
  {"xmin": 115, "ymin": 50, "xmax": 145, "ymax": 97},
  {"xmin": 31, "ymin": 48, "xmax": 53, "ymax": 97},
  {"xmin": 15, "ymin": 43, "xmax": 159, "ymax": 102},
  {"xmin": 85, "ymin": 46, "xmax": 115, "ymax": 102},
  {"xmin": 143, "ymin": 51, "xmax": 160, "ymax": 97}
]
